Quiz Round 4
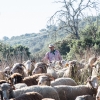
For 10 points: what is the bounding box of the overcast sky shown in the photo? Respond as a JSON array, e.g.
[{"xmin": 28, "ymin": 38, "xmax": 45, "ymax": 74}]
[{"xmin": 0, "ymin": 0, "xmax": 62, "ymax": 39}]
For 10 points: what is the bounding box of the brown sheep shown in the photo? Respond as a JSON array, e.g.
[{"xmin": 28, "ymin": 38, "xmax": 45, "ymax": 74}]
[
  {"xmin": 8, "ymin": 73, "xmax": 52, "ymax": 86},
  {"xmin": 9, "ymin": 92, "xmax": 43, "ymax": 100},
  {"xmin": 8, "ymin": 73, "xmax": 23, "ymax": 85}
]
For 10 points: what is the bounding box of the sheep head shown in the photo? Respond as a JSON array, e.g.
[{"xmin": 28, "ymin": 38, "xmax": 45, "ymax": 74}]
[
  {"xmin": 86, "ymin": 75, "xmax": 98, "ymax": 92},
  {"xmin": 36, "ymin": 74, "xmax": 54, "ymax": 86},
  {"xmin": 10, "ymin": 63, "xmax": 25, "ymax": 75},
  {"xmin": 0, "ymin": 83, "xmax": 13, "ymax": 100},
  {"xmin": 32, "ymin": 62, "xmax": 47, "ymax": 74},
  {"xmin": 8, "ymin": 73, "xmax": 23, "ymax": 85}
]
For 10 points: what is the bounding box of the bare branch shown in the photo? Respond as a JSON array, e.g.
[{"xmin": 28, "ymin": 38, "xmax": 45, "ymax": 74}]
[{"xmin": 48, "ymin": 0, "xmax": 99, "ymax": 39}]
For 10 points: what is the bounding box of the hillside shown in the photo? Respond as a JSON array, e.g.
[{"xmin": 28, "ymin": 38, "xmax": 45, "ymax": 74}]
[
  {"xmin": 2, "ymin": 15, "xmax": 100, "ymax": 58},
  {"xmin": 2, "ymin": 27, "xmax": 68, "ymax": 56}
]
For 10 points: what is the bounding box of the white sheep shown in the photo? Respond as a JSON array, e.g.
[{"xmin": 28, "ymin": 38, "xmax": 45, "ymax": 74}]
[
  {"xmin": 68, "ymin": 60, "xmax": 85, "ymax": 70},
  {"xmin": 53, "ymin": 75, "xmax": 98, "ymax": 100},
  {"xmin": 92, "ymin": 60, "xmax": 100, "ymax": 76},
  {"xmin": 56, "ymin": 68, "xmax": 68, "ymax": 78},
  {"xmin": 3, "ymin": 66, "xmax": 10, "ymax": 75},
  {"xmin": 37, "ymin": 75, "xmax": 77, "ymax": 86},
  {"xmin": 63, "ymin": 63, "xmax": 78, "ymax": 78},
  {"xmin": 47, "ymin": 67, "xmax": 58, "ymax": 79},
  {"xmin": 10, "ymin": 63, "xmax": 28, "ymax": 77},
  {"xmin": 0, "ymin": 67, "xmax": 11, "ymax": 80},
  {"xmin": 1, "ymin": 83, "xmax": 60, "ymax": 100},
  {"xmin": 32, "ymin": 62, "xmax": 47, "ymax": 74},
  {"xmin": 32, "ymin": 62, "xmax": 57, "ymax": 79},
  {"xmin": 14, "ymin": 83, "xmax": 27, "ymax": 89},
  {"xmin": 75, "ymin": 95, "xmax": 95, "ymax": 100},
  {"xmin": 88, "ymin": 56, "xmax": 97, "ymax": 67},
  {"xmin": 23, "ymin": 60, "xmax": 35, "ymax": 75},
  {"xmin": 9, "ymin": 92, "xmax": 43, "ymax": 100}
]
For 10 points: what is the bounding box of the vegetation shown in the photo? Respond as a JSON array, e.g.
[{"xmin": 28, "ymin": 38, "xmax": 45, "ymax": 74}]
[
  {"xmin": 0, "ymin": 42, "xmax": 31, "ymax": 67},
  {"xmin": 0, "ymin": 14, "xmax": 100, "ymax": 63}
]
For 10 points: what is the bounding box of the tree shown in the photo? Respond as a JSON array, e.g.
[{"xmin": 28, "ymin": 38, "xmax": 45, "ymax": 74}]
[
  {"xmin": 3, "ymin": 36, "xmax": 9, "ymax": 41},
  {"xmin": 49, "ymin": 0, "xmax": 99, "ymax": 39},
  {"xmin": 56, "ymin": 40, "xmax": 70, "ymax": 55}
]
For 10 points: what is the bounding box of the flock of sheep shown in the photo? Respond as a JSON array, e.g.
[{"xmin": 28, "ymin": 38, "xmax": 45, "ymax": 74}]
[{"xmin": 0, "ymin": 56, "xmax": 100, "ymax": 100}]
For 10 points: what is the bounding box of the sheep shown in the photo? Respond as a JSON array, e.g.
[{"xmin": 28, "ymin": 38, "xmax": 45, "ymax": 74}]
[
  {"xmin": 60, "ymin": 60, "xmax": 68, "ymax": 68},
  {"xmin": 68, "ymin": 60, "xmax": 85, "ymax": 70},
  {"xmin": 0, "ymin": 71, "xmax": 6, "ymax": 80},
  {"xmin": 1, "ymin": 83, "xmax": 60, "ymax": 100},
  {"xmin": 47, "ymin": 67, "xmax": 58, "ymax": 79},
  {"xmin": 32, "ymin": 62, "xmax": 58, "ymax": 79},
  {"xmin": 48, "ymin": 61, "xmax": 63, "ymax": 69},
  {"xmin": 0, "ymin": 81, "xmax": 27, "ymax": 90},
  {"xmin": 75, "ymin": 95, "xmax": 95, "ymax": 100},
  {"xmin": 0, "ymin": 67, "xmax": 11, "ymax": 80},
  {"xmin": 37, "ymin": 75, "xmax": 77, "ymax": 86},
  {"xmin": 63, "ymin": 61, "xmax": 93, "ymax": 83},
  {"xmin": 63, "ymin": 63, "xmax": 78, "ymax": 79},
  {"xmin": 8, "ymin": 73, "xmax": 53, "ymax": 86},
  {"xmin": 13, "ymin": 83, "xmax": 27, "ymax": 89},
  {"xmin": 88, "ymin": 56, "xmax": 97, "ymax": 67},
  {"xmin": 10, "ymin": 63, "xmax": 28, "ymax": 77},
  {"xmin": 32, "ymin": 62, "xmax": 47, "ymax": 74},
  {"xmin": 3, "ymin": 66, "xmax": 11, "ymax": 77},
  {"xmin": 96, "ymin": 86, "xmax": 100, "ymax": 100},
  {"xmin": 56, "ymin": 68, "xmax": 68, "ymax": 78},
  {"xmin": 9, "ymin": 92, "xmax": 43, "ymax": 100},
  {"xmin": 53, "ymin": 75, "xmax": 98, "ymax": 100},
  {"xmin": 23, "ymin": 60, "xmax": 35, "ymax": 76},
  {"xmin": 63, "ymin": 64, "xmax": 72, "ymax": 78},
  {"xmin": 8, "ymin": 73, "xmax": 24, "ymax": 85},
  {"xmin": 92, "ymin": 60, "xmax": 100, "ymax": 76},
  {"xmin": 76, "ymin": 63, "xmax": 92, "ymax": 84}
]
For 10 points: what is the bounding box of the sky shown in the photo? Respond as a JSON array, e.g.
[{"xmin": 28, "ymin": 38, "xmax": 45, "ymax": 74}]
[
  {"xmin": 0, "ymin": 0, "xmax": 98, "ymax": 40},
  {"xmin": 0, "ymin": 0, "xmax": 61, "ymax": 39}
]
